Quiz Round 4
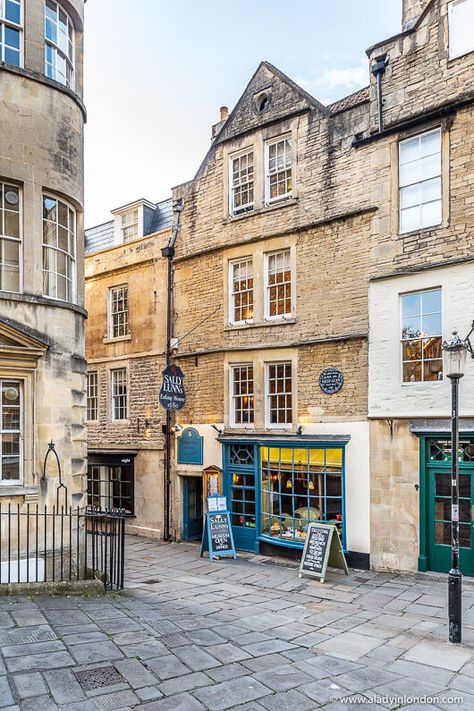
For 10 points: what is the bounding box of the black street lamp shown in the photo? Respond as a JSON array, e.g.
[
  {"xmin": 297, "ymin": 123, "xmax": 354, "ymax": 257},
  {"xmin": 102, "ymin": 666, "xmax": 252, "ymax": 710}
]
[{"xmin": 442, "ymin": 325, "xmax": 474, "ymax": 644}]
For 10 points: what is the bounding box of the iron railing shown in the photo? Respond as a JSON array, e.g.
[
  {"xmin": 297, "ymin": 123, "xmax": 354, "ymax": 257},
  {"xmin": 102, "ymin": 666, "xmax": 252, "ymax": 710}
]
[{"xmin": 0, "ymin": 504, "xmax": 125, "ymax": 590}]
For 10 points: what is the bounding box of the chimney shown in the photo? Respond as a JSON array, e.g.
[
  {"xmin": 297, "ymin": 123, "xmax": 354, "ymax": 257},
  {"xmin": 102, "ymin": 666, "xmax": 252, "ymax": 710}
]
[
  {"xmin": 402, "ymin": 0, "xmax": 429, "ymax": 30},
  {"xmin": 211, "ymin": 106, "xmax": 229, "ymax": 140}
]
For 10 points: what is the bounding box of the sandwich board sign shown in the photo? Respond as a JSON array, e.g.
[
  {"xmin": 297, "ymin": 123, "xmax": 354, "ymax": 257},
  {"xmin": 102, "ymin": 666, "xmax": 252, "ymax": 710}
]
[
  {"xmin": 298, "ymin": 523, "xmax": 348, "ymax": 583},
  {"xmin": 200, "ymin": 496, "xmax": 236, "ymax": 562}
]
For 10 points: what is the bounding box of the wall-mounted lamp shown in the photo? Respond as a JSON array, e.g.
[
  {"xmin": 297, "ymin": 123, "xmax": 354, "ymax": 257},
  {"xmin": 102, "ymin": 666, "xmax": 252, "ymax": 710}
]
[
  {"xmin": 173, "ymin": 423, "xmax": 183, "ymax": 433},
  {"xmin": 297, "ymin": 425, "xmax": 303, "ymax": 436},
  {"xmin": 211, "ymin": 424, "xmax": 223, "ymax": 435},
  {"xmin": 137, "ymin": 418, "xmax": 152, "ymax": 433}
]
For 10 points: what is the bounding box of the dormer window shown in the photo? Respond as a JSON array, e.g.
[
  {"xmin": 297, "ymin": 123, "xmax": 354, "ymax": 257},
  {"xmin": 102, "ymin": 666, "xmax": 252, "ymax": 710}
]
[{"xmin": 121, "ymin": 209, "xmax": 139, "ymax": 242}]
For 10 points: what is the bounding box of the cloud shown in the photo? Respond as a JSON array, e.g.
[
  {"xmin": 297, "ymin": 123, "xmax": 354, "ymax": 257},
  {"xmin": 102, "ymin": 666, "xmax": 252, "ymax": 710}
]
[{"xmin": 296, "ymin": 59, "xmax": 368, "ymax": 104}]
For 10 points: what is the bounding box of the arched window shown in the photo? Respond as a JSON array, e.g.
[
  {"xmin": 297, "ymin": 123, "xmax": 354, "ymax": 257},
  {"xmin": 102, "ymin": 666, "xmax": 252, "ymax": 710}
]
[
  {"xmin": 0, "ymin": 0, "xmax": 22, "ymax": 66},
  {"xmin": 44, "ymin": 0, "xmax": 74, "ymax": 88},
  {"xmin": 42, "ymin": 193, "xmax": 76, "ymax": 302}
]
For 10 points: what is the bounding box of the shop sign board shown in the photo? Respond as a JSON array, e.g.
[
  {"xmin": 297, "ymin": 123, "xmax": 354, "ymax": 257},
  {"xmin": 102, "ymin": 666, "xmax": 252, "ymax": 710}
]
[
  {"xmin": 177, "ymin": 427, "xmax": 203, "ymax": 465},
  {"xmin": 200, "ymin": 497, "xmax": 236, "ymax": 561},
  {"xmin": 159, "ymin": 364, "xmax": 186, "ymax": 411},
  {"xmin": 319, "ymin": 368, "xmax": 344, "ymax": 395},
  {"xmin": 298, "ymin": 523, "xmax": 348, "ymax": 583}
]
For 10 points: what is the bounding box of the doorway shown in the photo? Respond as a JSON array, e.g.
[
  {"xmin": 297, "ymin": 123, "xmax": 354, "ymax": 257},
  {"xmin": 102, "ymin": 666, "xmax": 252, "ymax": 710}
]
[{"xmin": 183, "ymin": 477, "xmax": 203, "ymax": 540}]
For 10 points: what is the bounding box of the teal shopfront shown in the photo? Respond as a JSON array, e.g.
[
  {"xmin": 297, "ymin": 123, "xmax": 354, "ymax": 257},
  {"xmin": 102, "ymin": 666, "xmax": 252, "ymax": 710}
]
[{"xmin": 220, "ymin": 436, "xmax": 349, "ymax": 555}]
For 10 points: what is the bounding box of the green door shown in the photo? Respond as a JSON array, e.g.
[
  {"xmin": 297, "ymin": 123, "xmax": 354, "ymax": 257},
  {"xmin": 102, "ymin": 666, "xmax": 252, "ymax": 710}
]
[{"xmin": 425, "ymin": 438, "xmax": 474, "ymax": 576}]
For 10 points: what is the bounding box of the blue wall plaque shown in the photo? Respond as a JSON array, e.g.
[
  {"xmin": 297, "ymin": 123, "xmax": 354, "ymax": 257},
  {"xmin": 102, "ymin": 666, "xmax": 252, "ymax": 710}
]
[{"xmin": 177, "ymin": 427, "xmax": 203, "ymax": 465}]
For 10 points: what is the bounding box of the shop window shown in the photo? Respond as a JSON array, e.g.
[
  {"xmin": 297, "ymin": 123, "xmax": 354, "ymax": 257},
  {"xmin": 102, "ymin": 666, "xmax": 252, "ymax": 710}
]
[
  {"xmin": 449, "ymin": 0, "xmax": 474, "ymax": 59},
  {"xmin": 260, "ymin": 446, "xmax": 343, "ymax": 544},
  {"xmin": 0, "ymin": 380, "xmax": 21, "ymax": 484},
  {"xmin": 229, "ymin": 444, "xmax": 254, "ymax": 466},
  {"xmin": 87, "ymin": 464, "xmax": 134, "ymax": 514},
  {"xmin": 265, "ymin": 136, "xmax": 293, "ymax": 203},
  {"xmin": 230, "ymin": 470, "xmax": 256, "ymax": 529},
  {"xmin": 111, "ymin": 368, "xmax": 127, "ymax": 421},
  {"xmin": 230, "ymin": 364, "xmax": 254, "ymax": 427},
  {"xmin": 401, "ymin": 288, "xmax": 442, "ymax": 382},
  {"xmin": 109, "ymin": 284, "xmax": 129, "ymax": 338},
  {"xmin": 0, "ymin": 182, "xmax": 21, "ymax": 293},
  {"xmin": 86, "ymin": 372, "xmax": 98, "ymax": 422},
  {"xmin": 265, "ymin": 361, "xmax": 293, "ymax": 427},
  {"xmin": 399, "ymin": 128, "xmax": 442, "ymax": 234},
  {"xmin": 229, "ymin": 258, "xmax": 253, "ymax": 324},
  {"xmin": 44, "ymin": 0, "xmax": 74, "ymax": 88},
  {"xmin": 265, "ymin": 250, "xmax": 292, "ymax": 319},
  {"xmin": 0, "ymin": 0, "xmax": 21, "ymax": 66},
  {"xmin": 42, "ymin": 194, "xmax": 76, "ymax": 302},
  {"xmin": 230, "ymin": 150, "xmax": 254, "ymax": 215}
]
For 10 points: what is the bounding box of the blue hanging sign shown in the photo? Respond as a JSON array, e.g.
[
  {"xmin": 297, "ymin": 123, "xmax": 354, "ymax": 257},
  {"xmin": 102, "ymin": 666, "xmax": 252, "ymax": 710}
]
[{"xmin": 177, "ymin": 427, "xmax": 203, "ymax": 465}]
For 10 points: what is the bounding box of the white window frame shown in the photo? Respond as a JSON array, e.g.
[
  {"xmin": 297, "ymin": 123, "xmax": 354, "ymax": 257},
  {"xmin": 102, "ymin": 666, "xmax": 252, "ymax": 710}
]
[
  {"xmin": 449, "ymin": 0, "xmax": 474, "ymax": 59},
  {"xmin": 264, "ymin": 249, "xmax": 292, "ymax": 320},
  {"xmin": 109, "ymin": 284, "xmax": 129, "ymax": 339},
  {"xmin": 0, "ymin": 181, "xmax": 22, "ymax": 294},
  {"xmin": 86, "ymin": 371, "xmax": 98, "ymax": 422},
  {"xmin": 0, "ymin": 379, "xmax": 23, "ymax": 485},
  {"xmin": 228, "ymin": 258, "xmax": 254, "ymax": 326},
  {"xmin": 111, "ymin": 368, "xmax": 127, "ymax": 422},
  {"xmin": 265, "ymin": 135, "xmax": 293, "ymax": 205},
  {"xmin": 265, "ymin": 361, "xmax": 293, "ymax": 429},
  {"xmin": 44, "ymin": 0, "xmax": 75, "ymax": 89},
  {"xmin": 400, "ymin": 287, "xmax": 443, "ymax": 385},
  {"xmin": 399, "ymin": 127, "xmax": 442, "ymax": 234},
  {"xmin": 0, "ymin": 0, "xmax": 23, "ymax": 67},
  {"xmin": 42, "ymin": 193, "xmax": 76, "ymax": 303},
  {"xmin": 121, "ymin": 209, "xmax": 139, "ymax": 242},
  {"xmin": 229, "ymin": 149, "xmax": 254, "ymax": 216},
  {"xmin": 229, "ymin": 364, "xmax": 254, "ymax": 428}
]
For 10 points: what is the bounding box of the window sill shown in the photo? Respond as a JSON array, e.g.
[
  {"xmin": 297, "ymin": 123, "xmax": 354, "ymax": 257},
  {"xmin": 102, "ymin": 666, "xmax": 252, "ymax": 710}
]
[
  {"xmin": 225, "ymin": 197, "xmax": 297, "ymax": 223},
  {"xmin": 398, "ymin": 223, "xmax": 443, "ymax": 239},
  {"xmin": 225, "ymin": 318, "xmax": 297, "ymax": 331},
  {"xmin": 103, "ymin": 335, "xmax": 132, "ymax": 344},
  {"xmin": 0, "ymin": 485, "xmax": 38, "ymax": 499}
]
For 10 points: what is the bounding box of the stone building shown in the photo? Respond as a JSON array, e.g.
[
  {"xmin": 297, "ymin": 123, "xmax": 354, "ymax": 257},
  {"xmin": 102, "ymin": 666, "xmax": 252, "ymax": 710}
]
[
  {"xmin": 84, "ymin": 199, "xmax": 173, "ymax": 537},
  {"xmin": 0, "ymin": 0, "xmax": 86, "ymax": 509},
  {"xmin": 169, "ymin": 0, "xmax": 474, "ymax": 573}
]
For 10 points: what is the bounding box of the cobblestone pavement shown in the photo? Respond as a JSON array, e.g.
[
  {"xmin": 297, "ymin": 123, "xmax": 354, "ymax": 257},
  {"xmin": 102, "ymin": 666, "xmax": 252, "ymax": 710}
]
[{"xmin": 0, "ymin": 538, "xmax": 474, "ymax": 710}]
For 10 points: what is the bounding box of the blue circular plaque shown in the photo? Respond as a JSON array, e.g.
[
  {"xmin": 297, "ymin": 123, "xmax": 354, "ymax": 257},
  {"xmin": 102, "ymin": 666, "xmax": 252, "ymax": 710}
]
[{"xmin": 319, "ymin": 368, "xmax": 344, "ymax": 395}]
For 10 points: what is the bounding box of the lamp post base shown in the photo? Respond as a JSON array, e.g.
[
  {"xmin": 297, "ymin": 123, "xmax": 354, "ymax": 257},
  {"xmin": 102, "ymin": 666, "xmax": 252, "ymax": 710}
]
[{"xmin": 448, "ymin": 567, "xmax": 462, "ymax": 644}]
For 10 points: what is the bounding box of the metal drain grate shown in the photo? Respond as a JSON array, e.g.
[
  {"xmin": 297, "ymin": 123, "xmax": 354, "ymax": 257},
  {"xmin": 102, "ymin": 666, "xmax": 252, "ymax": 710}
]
[{"xmin": 75, "ymin": 666, "xmax": 123, "ymax": 691}]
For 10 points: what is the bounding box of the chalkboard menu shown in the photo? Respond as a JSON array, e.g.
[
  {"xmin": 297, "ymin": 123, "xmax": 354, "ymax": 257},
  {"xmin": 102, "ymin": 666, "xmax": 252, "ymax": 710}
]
[
  {"xmin": 200, "ymin": 511, "xmax": 236, "ymax": 562},
  {"xmin": 299, "ymin": 523, "xmax": 348, "ymax": 583},
  {"xmin": 319, "ymin": 368, "xmax": 344, "ymax": 395}
]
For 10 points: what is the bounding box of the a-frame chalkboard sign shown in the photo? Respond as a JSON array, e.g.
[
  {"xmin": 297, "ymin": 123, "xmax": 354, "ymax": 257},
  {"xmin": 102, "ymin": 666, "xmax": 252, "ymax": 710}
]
[
  {"xmin": 298, "ymin": 523, "xmax": 348, "ymax": 583},
  {"xmin": 200, "ymin": 496, "xmax": 236, "ymax": 562}
]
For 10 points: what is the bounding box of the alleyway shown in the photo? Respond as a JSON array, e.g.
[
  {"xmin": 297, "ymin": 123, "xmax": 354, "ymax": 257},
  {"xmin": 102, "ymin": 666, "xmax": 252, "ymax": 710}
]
[{"xmin": 0, "ymin": 537, "xmax": 474, "ymax": 709}]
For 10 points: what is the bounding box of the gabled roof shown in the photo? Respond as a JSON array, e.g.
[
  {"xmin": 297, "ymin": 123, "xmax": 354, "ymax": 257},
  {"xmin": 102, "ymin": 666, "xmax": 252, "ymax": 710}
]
[
  {"xmin": 214, "ymin": 60, "xmax": 329, "ymax": 145},
  {"xmin": 0, "ymin": 317, "xmax": 50, "ymax": 366},
  {"xmin": 328, "ymin": 86, "xmax": 370, "ymax": 115}
]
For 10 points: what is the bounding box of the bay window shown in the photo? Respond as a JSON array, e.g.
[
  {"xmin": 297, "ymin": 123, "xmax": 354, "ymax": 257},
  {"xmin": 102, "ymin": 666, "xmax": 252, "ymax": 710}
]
[
  {"xmin": 44, "ymin": 0, "xmax": 74, "ymax": 88},
  {"xmin": 42, "ymin": 194, "xmax": 76, "ymax": 302},
  {"xmin": 399, "ymin": 128, "xmax": 442, "ymax": 234},
  {"xmin": 0, "ymin": 0, "xmax": 21, "ymax": 66},
  {"xmin": 0, "ymin": 182, "xmax": 21, "ymax": 293},
  {"xmin": 401, "ymin": 287, "xmax": 443, "ymax": 383}
]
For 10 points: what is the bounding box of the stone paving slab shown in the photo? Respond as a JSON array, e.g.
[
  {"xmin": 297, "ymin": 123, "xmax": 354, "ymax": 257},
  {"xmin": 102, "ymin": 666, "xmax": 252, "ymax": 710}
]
[{"xmin": 0, "ymin": 536, "xmax": 473, "ymax": 709}]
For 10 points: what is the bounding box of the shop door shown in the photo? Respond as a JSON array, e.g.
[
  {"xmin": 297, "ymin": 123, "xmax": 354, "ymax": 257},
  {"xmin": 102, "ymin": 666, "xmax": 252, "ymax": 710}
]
[
  {"xmin": 426, "ymin": 438, "xmax": 474, "ymax": 576},
  {"xmin": 183, "ymin": 477, "xmax": 203, "ymax": 540},
  {"xmin": 224, "ymin": 444, "xmax": 258, "ymax": 553}
]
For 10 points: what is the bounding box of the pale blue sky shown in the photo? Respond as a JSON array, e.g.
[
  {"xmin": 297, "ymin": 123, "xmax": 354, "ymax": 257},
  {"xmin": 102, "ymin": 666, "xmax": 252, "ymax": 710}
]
[{"xmin": 84, "ymin": 0, "xmax": 402, "ymax": 227}]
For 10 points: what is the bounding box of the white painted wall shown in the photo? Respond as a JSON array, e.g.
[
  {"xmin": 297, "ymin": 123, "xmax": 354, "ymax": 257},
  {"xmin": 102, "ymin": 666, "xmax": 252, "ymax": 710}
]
[
  {"xmin": 369, "ymin": 261, "xmax": 474, "ymax": 418},
  {"xmin": 175, "ymin": 421, "xmax": 370, "ymax": 554}
]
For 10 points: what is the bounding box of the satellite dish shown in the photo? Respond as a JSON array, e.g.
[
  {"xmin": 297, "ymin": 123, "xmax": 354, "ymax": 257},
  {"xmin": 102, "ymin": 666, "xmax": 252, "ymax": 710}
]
[
  {"xmin": 5, "ymin": 191, "xmax": 19, "ymax": 206},
  {"xmin": 4, "ymin": 386, "xmax": 19, "ymax": 402}
]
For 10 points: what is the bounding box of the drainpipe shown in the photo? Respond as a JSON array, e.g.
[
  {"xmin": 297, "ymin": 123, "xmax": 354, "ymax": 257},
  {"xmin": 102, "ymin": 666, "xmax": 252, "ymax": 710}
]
[
  {"xmin": 161, "ymin": 198, "xmax": 184, "ymax": 541},
  {"xmin": 371, "ymin": 54, "xmax": 388, "ymax": 133}
]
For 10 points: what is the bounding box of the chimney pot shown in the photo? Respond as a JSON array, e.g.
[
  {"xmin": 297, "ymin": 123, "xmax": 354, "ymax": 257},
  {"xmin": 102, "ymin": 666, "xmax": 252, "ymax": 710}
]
[{"xmin": 220, "ymin": 106, "xmax": 229, "ymax": 122}]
